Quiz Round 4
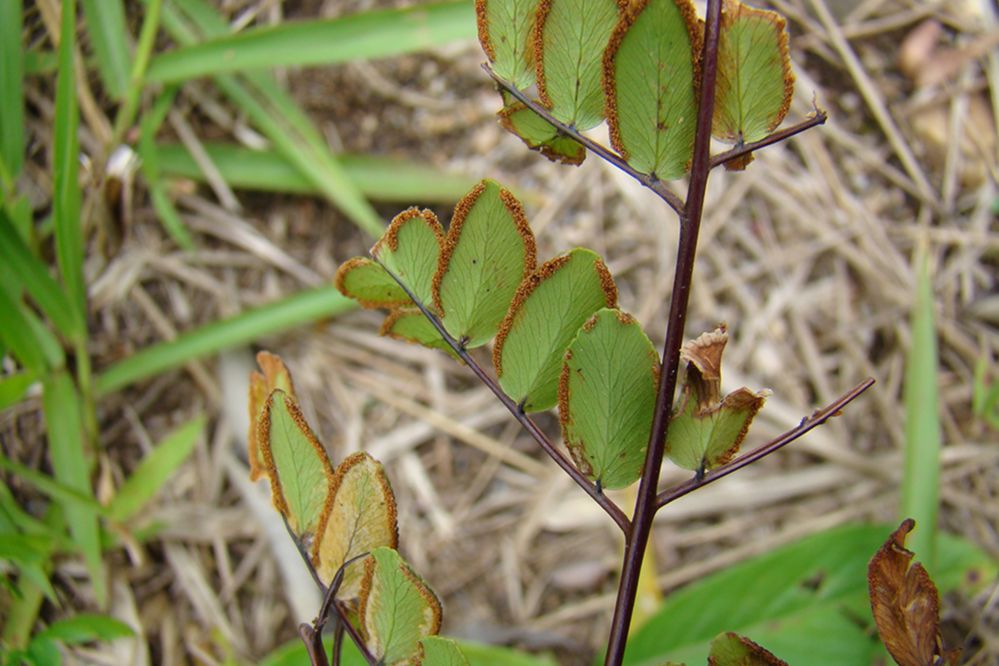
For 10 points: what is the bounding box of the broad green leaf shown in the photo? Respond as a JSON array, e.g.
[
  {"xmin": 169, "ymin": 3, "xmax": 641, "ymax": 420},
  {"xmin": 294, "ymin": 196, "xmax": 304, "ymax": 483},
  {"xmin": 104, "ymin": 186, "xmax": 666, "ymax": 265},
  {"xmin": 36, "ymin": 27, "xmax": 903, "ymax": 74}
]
[
  {"xmin": 604, "ymin": 0, "xmax": 701, "ymax": 179},
  {"xmin": 106, "ymin": 416, "xmax": 205, "ymax": 522},
  {"xmin": 259, "ymin": 390, "xmax": 335, "ymax": 538},
  {"xmin": 35, "ymin": 614, "xmax": 134, "ymax": 644},
  {"xmin": 434, "ymin": 180, "xmax": 537, "ymax": 348},
  {"xmin": 559, "ymin": 308, "xmax": 658, "ymax": 489},
  {"xmin": 147, "ymin": 2, "xmax": 476, "ymax": 82},
  {"xmin": 359, "ymin": 547, "xmax": 442, "ymax": 664},
  {"xmin": 41, "ymin": 371, "xmax": 106, "ymax": 605},
  {"xmin": 0, "ymin": 370, "xmax": 33, "ymax": 411},
  {"xmin": 494, "ymin": 248, "xmax": 618, "ymax": 412},
  {"xmin": 312, "ymin": 453, "xmax": 399, "ymax": 598},
  {"xmin": 708, "ymin": 633, "xmax": 787, "ymax": 666},
  {"xmin": 95, "ymin": 285, "xmax": 356, "ymax": 396},
  {"xmin": 535, "ymin": 0, "xmax": 621, "ymax": 130},
  {"xmin": 621, "ymin": 523, "xmax": 996, "ymax": 666},
  {"xmin": 372, "ymin": 208, "xmax": 444, "ymax": 306},
  {"xmin": 713, "ymin": 0, "xmax": 794, "ymax": 144},
  {"xmin": 419, "ymin": 636, "xmax": 469, "ymax": 665},
  {"xmin": 665, "ymin": 326, "xmax": 768, "ymax": 473},
  {"xmin": 665, "ymin": 386, "xmax": 767, "ymax": 473},
  {"xmin": 476, "ymin": 0, "xmax": 540, "ymax": 89},
  {"xmin": 901, "ymin": 250, "xmax": 941, "ymax": 573},
  {"xmin": 497, "ymin": 102, "xmax": 586, "ymax": 165},
  {"xmin": 248, "ymin": 352, "xmax": 298, "ymax": 481},
  {"xmin": 335, "ymin": 257, "xmax": 410, "ymax": 309},
  {"xmin": 380, "ymin": 309, "xmax": 457, "ymax": 359},
  {"xmin": 259, "ymin": 636, "xmax": 557, "ymax": 666}
]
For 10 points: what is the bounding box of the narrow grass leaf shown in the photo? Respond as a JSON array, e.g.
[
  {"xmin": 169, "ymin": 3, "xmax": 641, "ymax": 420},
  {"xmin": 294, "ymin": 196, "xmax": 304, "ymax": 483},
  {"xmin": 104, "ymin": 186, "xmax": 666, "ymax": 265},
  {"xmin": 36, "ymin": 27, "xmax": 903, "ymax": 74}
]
[
  {"xmin": 35, "ymin": 614, "xmax": 134, "ymax": 644},
  {"xmin": 155, "ymin": 142, "xmax": 479, "ymax": 203},
  {"xmin": 312, "ymin": 453, "xmax": 398, "ymax": 597},
  {"xmin": 380, "ymin": 309, "xmax": 457, "ymax": 358},
  {"xmin": 248, "ymin": 352, "xmax": 297, "ymax": 482},
  {"xmin": 156, "ymin": 0, "xmax": 382, "ymax": 238},
  {"xmin": 260, "ymin": 390, "xmax": 335, "ymax": 539},
  {"xmin": 371, "ymin": 208, "xmax": 444, "ymax": 305},
  {"xmin": 494, "ymin": 248, "xmax": 618, "ymax": 412},
  {"xmin": 358, "ymin": 547, "xmax": 442, "ymax": 664},
  {"xmin": 41, "ymin": 371, "xmax": 106, "ymax": 604},
  {"xmin": 497, "ymin": 102, "xmax": 586, "ymax": 165},
  {"xmin": 476, "ymin": 0, "xmax": 542, "ymax": 89},
  {"xmin": 53, "ymin": 0, "xmax": 86, "ymax": 319},
  {"xmin": 80, "ymin": 0, "xmax": 132, "ymax": 99},
  {"xmin": 621, "ymin": 523, "xmax": 994, "ymax": 666},
  {"xmin": 0, "ymin": 211, "xmax": 83, "ymax": 340},
  {"xmin": 901, "ymin": 250, "xmax": 941, "ymax": 573},
  {"xmin": 535, "ymin": 0, "xmax": 621, "ymax": 130},
  {"xmin": 0, "ymin": 0, "xmax": 25, "ymax": 178},
  {"xmin": 111, "ymin": 0, "xmax": 163, "ymax": 144},
  {"xmin": 335, "ymin": 258, "xmax": 410, "ymax": 309},
  {"xmin": 95, "ymin": 285, "xmax": 356, "ymax": 396},
  {"xmin": 434, "ymin": 180, "xmax": 537, "ymax": 348},
  {"xmin": 559, "ymin": 308, "xmax": 658, "ymax": 489},
  {"xmin": 0, "ymin": 283, "xmax": 64, "ymax": 374},
  {"xmin": 0, "ymin": 371, "xmax": 36, "ymax": 411},
  {"xmin": 713, "ymin": 0, "xmax": 793, "ymax": 145},
  {"xmin": 604, "ymin": 0, "xmax": 701, "ymax": 179},
  {"xmin": 106, "ymin": 416, "xmax": 205, "ymax": 522},
  {"xmin": 147, "ymin": 1, "xmax": 475, "ymax": 82},
  {"xmin": 0, "ymin": 455, "xmax": 104, "ymax": 515},
  {"xmin": 419, "ymin": 636, "xmax": 470, "ymax": 665}
]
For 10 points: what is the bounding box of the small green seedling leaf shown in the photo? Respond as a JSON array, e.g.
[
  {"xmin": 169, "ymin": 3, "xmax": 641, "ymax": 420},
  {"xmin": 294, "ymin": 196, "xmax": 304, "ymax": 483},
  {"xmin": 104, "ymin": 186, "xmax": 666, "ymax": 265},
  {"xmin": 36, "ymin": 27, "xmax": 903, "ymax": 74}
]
[
  {"xmin": 494, "ymin": 248, "xmax": 618, "ymax": 412},
  {"xmin": 559, "ymin": 308, "xmax": 658, "ymax": 489},
  {"xmin": 476, "ymin": 0, "xmax": 541, "ymax": 89},
  {"xmin": 604, "ymin": 0, "xmax": 701, "ymax": 179},
  {"xmin": 249, "ymin": 352, "xmax": 298, "ymax": 482},
  {"xmin": 713, "ymin": 0, "xmax": 794, "ymax": 148},
  {"xmin": 371, "ymin": 208, "xmax": 445, "ymax": 306},
  {"xmin": 708, "ymin": 632, "xmax": 788, "ymax": 665},
  {"xmin": 335, "ymin": 257, "xmax": 410, "ymax": 309},
  {"xmin": 358, "ymin": 547, "xmax": 442, "ymax": 665},
  {"xmin": 312, "ymin": 453, "xmax": 399, "ymax": 598},
  {"xmin": 498, "ymin": 102, "xmax": 586, "ymax": 165},
  {"xmin": 259, "ymin": 389, "xmax": 335, "ymax": 541},
  {"xmin": 666, "ymin": 327, "xmax": 769, "ymax": 473},
  {"xmin": 535, "ymin": 0, "xmax": 622, "ymax": 131},
  {"xmin": 380, "ymin": 309, "xmax": 458, "ymax": 359},
  {"xmin": 418, "ymin": 636, "xmax": 469, "ymax": 665},
  {"xmin": 434, "ymin": 180, "xmax": 536, "ymax": 348}
]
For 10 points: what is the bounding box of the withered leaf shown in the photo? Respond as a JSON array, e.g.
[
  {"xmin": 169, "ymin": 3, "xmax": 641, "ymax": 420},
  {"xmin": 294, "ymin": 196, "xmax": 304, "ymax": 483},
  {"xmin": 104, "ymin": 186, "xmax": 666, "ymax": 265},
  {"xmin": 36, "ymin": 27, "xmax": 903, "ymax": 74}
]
[
  {"xmin": 868, "ymin": 519, "xmax": 960, "ymax": 666},
  {"xmin": 248, "ymin": 352, "xmax": 297, "ymax": 481}
]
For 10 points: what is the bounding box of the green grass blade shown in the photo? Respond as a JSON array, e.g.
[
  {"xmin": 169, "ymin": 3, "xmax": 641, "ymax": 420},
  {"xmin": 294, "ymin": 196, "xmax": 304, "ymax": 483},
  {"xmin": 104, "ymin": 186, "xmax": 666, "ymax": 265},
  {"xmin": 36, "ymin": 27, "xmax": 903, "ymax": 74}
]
[
  {"xmin": 0, "ymin": 210, "xmax": 83, "ymax": 340},
  {"xmin": 80, "ymin": 0, "xmax": 131, "ymax": 100},
  {"xmin": 39, "ymin": 373, "xmax": 106, "ymax": 604},
  {"xmin": 1, "ymin": 505, "xmax": 63, "ymax": 650},
  {"xmin": 53, "ymin": 0, "xmax": 86, "ymax": 321},
  {"xmin": 155, "ymin": 142, "xmax": 478, "ymax": 203},
  {"xmin": 112, "ymin": 0, "xmax": 163, "ymax": 144},
  {"xmin": 0, "ymin": 0, "xmax": 25, "ymax": 179},
  {"xmin": 139, "ymin": 86, "xmax": 196, "ymax": 249},
  {"xmin": 900, "ymin": 248, "xmax": 942, "ymax": 573},
  {"xmin": 106, "ymin": 416, "xmax": 204, "ymax": 522},
  {"xmin": 0, "ymin": 370, "xmax": 36, "ymax": 411},
  {"xmin": 95, "ymin": 285, "xmax": 356, "ymax": 395},
  {"xmin": 146, "ymin": 1, "xmax": 476, "ymax": 83},
  {"xmin": 156, "ymin": 0, "xmax": 383, "ymax": 237},
  {"xmin": 0, "ymin": 281, "xmax": 64, "ymax": 374}
]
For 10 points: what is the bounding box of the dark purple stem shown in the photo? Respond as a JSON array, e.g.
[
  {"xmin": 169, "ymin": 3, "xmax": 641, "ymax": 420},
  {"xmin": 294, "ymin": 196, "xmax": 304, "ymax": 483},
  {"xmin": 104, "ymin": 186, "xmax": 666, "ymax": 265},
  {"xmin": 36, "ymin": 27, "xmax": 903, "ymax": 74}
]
[
  {"xmin": 373, "ymin": 259, "xmax": 632, "ymax": 534},
  {"xmin": 603, "ymin": 2, "xmax": 723, "ymax": 663},
  {"xmin": 711, "ymin": 107, "xmax": 828, "ymax": 169},
  {"xmin": 335, "ymin": 601, "xmax": 377, "ymax": 665},
  {"xmin": 484, "ymin": 63, "xmax": 686, "ymax": 216},
  {"xmin": 299, "ymin": 624, "xmax": 329, "ymax": 666},
  {"xmin": 657, "ymin": 378, "xmax": 875, "ymax": 508}
]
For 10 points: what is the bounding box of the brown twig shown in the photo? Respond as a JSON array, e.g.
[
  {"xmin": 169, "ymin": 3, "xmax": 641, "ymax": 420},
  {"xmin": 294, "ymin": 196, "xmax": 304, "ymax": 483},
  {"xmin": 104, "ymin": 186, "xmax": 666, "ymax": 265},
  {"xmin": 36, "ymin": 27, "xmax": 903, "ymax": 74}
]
[
  {"xmin": 656, "ymin": 378, "xmax": 876, "ymax": 508},
  {"xmin": 374, "ymin": 259, "xmax": 632, "ymax": 535}
]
